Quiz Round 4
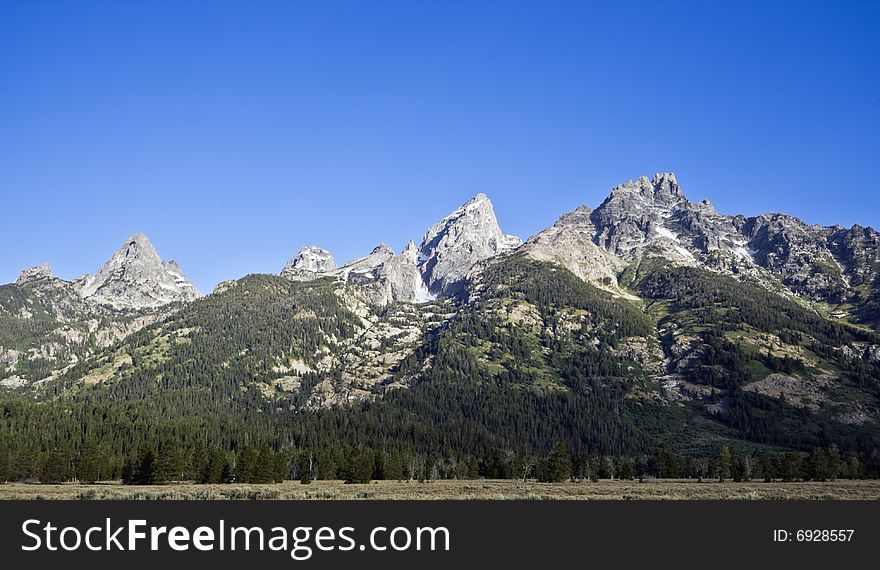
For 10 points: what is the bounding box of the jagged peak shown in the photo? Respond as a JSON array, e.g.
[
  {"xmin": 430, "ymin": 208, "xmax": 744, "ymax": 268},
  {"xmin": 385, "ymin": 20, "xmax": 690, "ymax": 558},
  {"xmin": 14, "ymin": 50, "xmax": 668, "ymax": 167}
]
[
  {"xmin": 401, "ymin": 240, "xmax": 419, "ymax": 261},
  {"xmin": 299, "ymin": 244, "xmax": 333, "ymax": 255},
  {"xmin": 426, "ymin": 192, "xmax": 495, "ymax": 233},
  {"xmin": 652, "ymin": 171, "xmax": 678, "ymax": 186},
  {"xmin": 370, "ymin": 243, "xmax": 395, "ymax": 256},
  {"xmin": 608, "ymin": 172, "xmax": 683, "ymax": 202},
  {"xmin": 75, "ymin": 232, "xmax": 202, "ymax": 309},
  {"xmin": 555, "ymin": 205, "xmax": 593, "ymax": 228},
  {"xmin": 418, "ymin": 192, "xmax": 521, "ymax": 295},
  {"xmin": 16, "ymin": 263, "xmax": 54, "ymax": 285}
]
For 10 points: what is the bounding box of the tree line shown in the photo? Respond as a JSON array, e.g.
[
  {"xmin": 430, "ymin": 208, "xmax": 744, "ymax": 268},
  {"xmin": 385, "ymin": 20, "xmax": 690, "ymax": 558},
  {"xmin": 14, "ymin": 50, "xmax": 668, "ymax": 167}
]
[{"xmin": 3, "ymin": 436, "xmax": 877, "ymax": 484}]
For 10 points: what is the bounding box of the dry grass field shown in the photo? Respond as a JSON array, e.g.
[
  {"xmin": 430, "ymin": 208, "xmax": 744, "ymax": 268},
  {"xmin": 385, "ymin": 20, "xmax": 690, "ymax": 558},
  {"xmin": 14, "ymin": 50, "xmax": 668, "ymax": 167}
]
[{"xmin": 1, "ymin": 479, "xmax": 879, "ymax": 500}]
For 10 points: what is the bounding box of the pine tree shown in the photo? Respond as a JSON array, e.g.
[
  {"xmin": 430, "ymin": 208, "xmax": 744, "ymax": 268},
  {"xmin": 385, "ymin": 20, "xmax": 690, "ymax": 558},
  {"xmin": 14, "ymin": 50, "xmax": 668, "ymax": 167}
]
[
  {"xmin": 540, "ymin": 442, "xmax": 573, "ymax": 483},
  {"xmin": 254, "ymin": 448, "xmax": 275, "ymax": 483},
  {"xmin": 383, "ymin": 451, "xmax": 405, "ymax": 481},
  {"xmin": 202, "ymin": 448, "xmax": 229, "ymax": 484},
  {"xmin": 236, "ymin": 447, "xmax": 258, "ymax": 483},
  {"xmin": 344, "ymin": 449, "xmax": 373, "ymax": 484},
  {"xmin": 121, "ymin": 456, "xmax": 135, "ymax": 485},
  {"xmin": 827, "ymin": 444, "xmax": 842, "ymax": 480},
  {"xmin": 598, "ymin": 456, "xmax": 614, "ymax": 480},
  {"xmin": 0, "ymin": 440, "xmax": 8, "ymax": 483},
  {"xmin": 136, "ymin": 445, "xmax": 158, "ymax": 485},
  {"xmin": 273, "ymin": 451, "xmax": 289, "ymax": 483},
  {"xmin": 156, "ymin": 440, "xmax": 183, "ymax": 483},
  {"xmin": 41, "ymin": 448, "xmax": 70, "ymax": 484},
  {"xmin": 77, "ymin": 442, "xmax": 102, "ymax": 484},
  {"xmin": 617, "ymin": 458, "xmax": 635, "ymax": 480},
  {"xmin": 719, "ymin": 447, "xmax": 732, "ymax": 482}
]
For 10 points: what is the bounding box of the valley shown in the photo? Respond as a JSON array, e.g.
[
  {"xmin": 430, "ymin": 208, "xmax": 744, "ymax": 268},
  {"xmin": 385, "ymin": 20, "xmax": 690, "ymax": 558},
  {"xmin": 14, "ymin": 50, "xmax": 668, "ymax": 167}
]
[{"xmin": 2, "ymin": 479, "xmax": 879, "ymax": 501}]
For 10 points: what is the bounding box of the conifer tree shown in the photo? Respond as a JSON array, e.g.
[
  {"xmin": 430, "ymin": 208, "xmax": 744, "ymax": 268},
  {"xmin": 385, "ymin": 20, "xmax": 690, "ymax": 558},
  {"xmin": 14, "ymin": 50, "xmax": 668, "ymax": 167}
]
[
  {"xmin": 540, "ymin": 442, "xmax": 573, "ymax": 483},
  {"xmin": 719, "ymin": 447, "xmax": 732, "ymax": 482}
]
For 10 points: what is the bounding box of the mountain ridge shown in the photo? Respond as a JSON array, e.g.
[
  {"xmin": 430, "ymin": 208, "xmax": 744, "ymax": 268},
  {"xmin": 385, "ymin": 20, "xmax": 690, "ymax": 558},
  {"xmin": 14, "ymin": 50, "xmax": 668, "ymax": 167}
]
[
  {"xmin": 3, "ymin": 172, "xmax": 880, "ymax": 481},
  {"xmin": 6, "ymin": 175, "xmax": 879, "ymax": 315}
]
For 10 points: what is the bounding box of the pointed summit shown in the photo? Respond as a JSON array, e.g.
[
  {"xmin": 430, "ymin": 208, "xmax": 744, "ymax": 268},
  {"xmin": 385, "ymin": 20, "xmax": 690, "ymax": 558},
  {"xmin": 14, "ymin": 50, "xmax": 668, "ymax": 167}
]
[
  {"xmin": 418, "ymin": 193, "xmax": 522, "ymax": 295},
  {"xmin": 75, "ymin": 233, "xmax": 201, "ymax": 309},
  {"xmin": 401, "ymin": 239, "xmax": 419, "ymax": 263}
]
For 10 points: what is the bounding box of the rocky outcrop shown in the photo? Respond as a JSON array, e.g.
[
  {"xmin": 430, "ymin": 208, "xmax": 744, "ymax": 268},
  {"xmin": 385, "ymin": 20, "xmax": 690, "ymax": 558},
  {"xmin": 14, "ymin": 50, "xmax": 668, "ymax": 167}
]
[
  {"xmin": 328, "ymin": 242, "xmax": 433, "ymax": 306},
  {"xmin": 16, "ymin": 264, "xmax": 54, "ymax": 285},
  {"xmin": 281, "ymin": 245, "xmax": 336, "ymax": 281},
  {"xmin": 826, "ymin": 225, "xmax": 880, "ymax": 293},
  {"xmin": 418, "ymin": 193, "xmax": 522, "ymax": 295},
  {"xmin": 371, "ymin": 241, "xmax": 434, "ymax": 304},
  {"xmin": 739, "ymin": 214, "xmax": 848, "ymax": 301},
  {"xmin": 331, "ymin": 244, "xmax": 396, "ymax": 282},
  {"xmin": 521, "ymin": 205, "xmax": 624, "ymax": 289}
]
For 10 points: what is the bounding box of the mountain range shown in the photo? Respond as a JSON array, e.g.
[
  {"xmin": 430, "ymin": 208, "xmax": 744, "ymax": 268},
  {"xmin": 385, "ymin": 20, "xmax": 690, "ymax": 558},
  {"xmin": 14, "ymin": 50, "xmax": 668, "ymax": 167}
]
[{"xmin": 2, "ymin": 172, "xmax": 879, "ymax": 474}]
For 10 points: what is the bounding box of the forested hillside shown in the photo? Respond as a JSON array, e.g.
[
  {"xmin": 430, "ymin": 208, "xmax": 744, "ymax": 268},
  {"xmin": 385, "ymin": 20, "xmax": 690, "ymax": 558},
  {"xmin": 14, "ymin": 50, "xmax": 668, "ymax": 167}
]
[{"xmin": 2, "ymin": 255, "xmax": 879, "ymax": 484}]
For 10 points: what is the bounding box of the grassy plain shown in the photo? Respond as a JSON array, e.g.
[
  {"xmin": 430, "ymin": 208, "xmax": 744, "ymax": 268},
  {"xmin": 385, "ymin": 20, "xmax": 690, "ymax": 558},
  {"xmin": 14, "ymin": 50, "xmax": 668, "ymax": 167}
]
[{"xmin": 1, "ymin": 479, "xmax": 879, "ymax": 500}]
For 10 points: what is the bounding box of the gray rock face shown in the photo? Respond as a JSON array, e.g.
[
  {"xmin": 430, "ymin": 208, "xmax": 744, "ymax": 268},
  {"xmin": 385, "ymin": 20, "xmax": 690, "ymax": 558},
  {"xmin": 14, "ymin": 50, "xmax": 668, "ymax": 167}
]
[
  {"xmin": 372, "ymin": 241, "xmax": 434, "ymax": 304},
  {"xmin": 739, "ymin": 214, "xmax": 847, "ymax": 301},
  {"xmin": 582, "ymin": 172, "xmax": 879, "ymax": 309},
  {"xmin": 522, "ymin": 205, "xmax": 624, "ymax": 289},
  {"xmin": 6, "ymin": 266, "xmax": 88, "ymax": 323},
  {"xmin": 590, "ymin": 173, "xmax": 745, "ymax": 264},
  {"xmin": 281, "ymin": 245, "xmax": 336, "ymax": 281},
  {"xmin": 278, "ymin": 193, "xmax": 520, "ymax": 302},
  {"xmin": 75, "ymin": 233, "xmax": 202, "ymax": 309},
  {"xmin": 266, "ymin": 173, "xmax": 878, "ymax": 317},
  {"xmin": 326, "ymin": 242, "xmax": 433, "ymax": 306},
  {"xmin": 16, "ymin": 263, "xmax": 54, "ymax": 285},
  {"xmin": 826, "ymin": 224, "xmax": 880, "ymax": 293},
  {"xmin": 418, "ymin": 193, "xmax": 522, "ymax": 295},
  {"xmin": 335, "ymin": 244, "xmax": 396, "ymax": 279}
]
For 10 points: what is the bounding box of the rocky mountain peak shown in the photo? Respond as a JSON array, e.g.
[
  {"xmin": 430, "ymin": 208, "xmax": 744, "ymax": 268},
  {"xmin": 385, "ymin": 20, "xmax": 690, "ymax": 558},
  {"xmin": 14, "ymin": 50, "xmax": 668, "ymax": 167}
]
[
  {"xmin": 418, "ymin": 193, "xmax": 522, "ymax": 295},
  {"xmin": 75, "ymin": 233, "xmax": 201, "ymax": 310},
  {"xmin": 590, "ymin": 172, "xmax": 749, "ymax": 263},
  {"xmin": 15, "ymin": 263, "xmax": 54, "ymax": 285},
  {"xmin": 651, "ymin": 171, "xmax": 681, "ymax": 195},
  {"xmin": 555, "ymin": 205, "xmax": 593, "ymax": 229},
  {"xmin": 370, "ymin": 243, "xmax": 396, "ymax": 257},
  {"xmin": 608, "ymin": 172, "xmax": 684, "ymax": 206},
  {"xmin": 401, "ymin": 240, "xmax": 419, "ymax": 263},
  {"xmin": 281, "ymin": 245, "xmax": 336, "ymax": 281}
]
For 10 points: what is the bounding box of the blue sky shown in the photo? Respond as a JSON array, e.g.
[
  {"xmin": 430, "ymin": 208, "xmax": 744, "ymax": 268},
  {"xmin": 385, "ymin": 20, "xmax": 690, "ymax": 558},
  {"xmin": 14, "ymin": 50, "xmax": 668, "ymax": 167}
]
[{"xmin": 2, "ymin": 0, "xmax": 878, "ymax": 292}]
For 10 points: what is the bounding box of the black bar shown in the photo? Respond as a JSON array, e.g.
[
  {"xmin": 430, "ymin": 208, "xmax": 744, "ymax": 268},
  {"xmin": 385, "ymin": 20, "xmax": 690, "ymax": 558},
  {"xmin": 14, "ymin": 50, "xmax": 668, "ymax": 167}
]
[{"xmin": 0, "ymin": 500, "xmax": 876, "ymax": 567}]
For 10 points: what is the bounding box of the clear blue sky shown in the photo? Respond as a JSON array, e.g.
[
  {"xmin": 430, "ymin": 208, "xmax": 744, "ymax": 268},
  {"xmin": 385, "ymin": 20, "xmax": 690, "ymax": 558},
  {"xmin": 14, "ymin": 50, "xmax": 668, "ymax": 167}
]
[{"xmin": 2, "ymin": 0, "xmax": 878, "ymax": 292}]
